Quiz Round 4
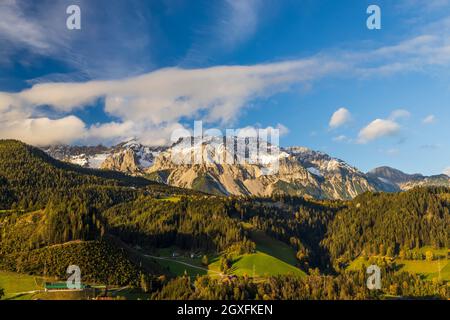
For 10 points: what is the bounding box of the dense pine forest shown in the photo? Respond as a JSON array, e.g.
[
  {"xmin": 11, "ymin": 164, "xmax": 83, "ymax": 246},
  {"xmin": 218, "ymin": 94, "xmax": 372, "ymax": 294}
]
[
  {"xmin": 322, "ymin": 188, "xmax": 450, "ymax": 267},
  {"xmin": 0, "ymin": 140, "xmax": 448, "ymax": 300}
]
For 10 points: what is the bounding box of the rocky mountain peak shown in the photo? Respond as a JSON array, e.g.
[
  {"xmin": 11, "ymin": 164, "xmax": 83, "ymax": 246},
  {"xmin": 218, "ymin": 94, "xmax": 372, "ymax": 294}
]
[
  {"xmin": 42, "ymin": 138, "xmax": 449, "ymax": 200},
  {"xmin": 368, "ymin": 166, "xmax": 450, "ymax": 190}
]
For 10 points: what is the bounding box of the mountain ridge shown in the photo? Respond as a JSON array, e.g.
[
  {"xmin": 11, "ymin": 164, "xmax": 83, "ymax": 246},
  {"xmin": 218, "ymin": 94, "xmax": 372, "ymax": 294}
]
[
  {"xmin": 42, "ymin": 137, "xmax": 401, "ymax": 200},
  {"xmin": 368, "ymin": 166, "xmax": 450, "ymax": 191},
  {"xmin": 40, "ymin": 137, "xmax": 450, "ymax": 200}
]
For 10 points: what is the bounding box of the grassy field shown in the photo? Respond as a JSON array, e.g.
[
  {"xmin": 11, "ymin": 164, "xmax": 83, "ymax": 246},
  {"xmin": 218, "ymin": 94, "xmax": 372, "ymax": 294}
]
[
  {"xmin": 0, "ymin": 271, "xmax": 47, "ymax": 299},
  {"xmin": 157, "ymin": 196, "xmax": 181, "ymax": 203},
  {"xmin": 347, "ymin": 247, "xmax": 449, "ymax": 282},
  {"xmin": 0, "ymin": 271, "xmax": 44, "ymax": 299},
  {"xmin": 147, "ymin": 228, "xmax": 306, "ymax": 279},
  {"xmin": 226, "ymin": 252, "xmax": 305, "ymax": 277},
  {"xmin": 439, "ymin": 262, "xmax": 450, "ymax": 280},
  {"xmin": 0, "ymin": 270, "xmax": 135, "ymax": 300},
  {"xmin": 208, "ymin": 227, "xmax": 306, "ymax": 278},
  {"xmin": 397, "ymin": 259, "xmax": 449, "ymax": 281},
  {"xmin": 249, "ymin": 229, "xmax": 299, "ymax": 266},
  {"xmin": 145, "ymin": 247, "xmax": 212, "ymax": 278}
]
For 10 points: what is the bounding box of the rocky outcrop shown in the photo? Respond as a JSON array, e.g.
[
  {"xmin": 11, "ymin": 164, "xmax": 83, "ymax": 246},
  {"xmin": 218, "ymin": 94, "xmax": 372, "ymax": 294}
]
[{"xmin": 45, "ymin": 138, "xmax": 448, "ymax": 200}]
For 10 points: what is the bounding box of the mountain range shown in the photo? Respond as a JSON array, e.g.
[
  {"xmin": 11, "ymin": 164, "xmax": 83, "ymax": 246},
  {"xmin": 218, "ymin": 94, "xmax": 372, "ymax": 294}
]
[
  {"xmin": 0, "ymin": 139, "xmax": 448, "ymax": 299},
  {"xmin": 43, "ymin": 138, "xmax": 450, "ymax": 200}
]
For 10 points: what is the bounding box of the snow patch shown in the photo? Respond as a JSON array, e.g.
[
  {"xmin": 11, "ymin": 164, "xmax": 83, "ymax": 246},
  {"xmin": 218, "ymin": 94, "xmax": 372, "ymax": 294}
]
[
  {"xmin": 307, "ymin": 167, "xmax": 323, "ymax": 177},
  {"xmin": 88, "ymin": 154, "xmax": 109, "ymax": 168}
]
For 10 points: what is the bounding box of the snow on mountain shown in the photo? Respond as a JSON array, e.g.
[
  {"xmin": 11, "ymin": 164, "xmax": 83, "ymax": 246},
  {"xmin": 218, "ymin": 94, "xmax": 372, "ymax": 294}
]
[
  {"xmin": 43, "ymin": 140, "xmax": 164, "ymax": 172},
  {"xmin": 43, "ymin": 145, "xmax": 110, "ymax": 169},
  {"xmin": 307, "ymin": 167, "xmax": 323, "ymax": 177},
  {"xmin": 42, "ymin": 138, "xmax": 412, "ymax": 200}
]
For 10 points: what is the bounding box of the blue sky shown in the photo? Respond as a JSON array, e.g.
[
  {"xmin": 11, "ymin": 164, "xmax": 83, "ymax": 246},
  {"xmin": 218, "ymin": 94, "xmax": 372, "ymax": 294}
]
[{"xmin": 1, "ymin": 0, "xmax": 450, "ymax": 175}]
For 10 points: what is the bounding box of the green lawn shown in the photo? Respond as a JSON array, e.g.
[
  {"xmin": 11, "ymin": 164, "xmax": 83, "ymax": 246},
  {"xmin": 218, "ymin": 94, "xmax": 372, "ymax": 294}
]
[
  {"xmin": 148, "ymin": 229, "xmax": 306, "ymax": 279},
  {"xmin": 249, "ymin": 229, "xmax": 299, "ymax": 266},
  {"xmin": 227, "ymin": 252, "xmax": 305, "ymax": 277},
  {"xmin": 157, "ymin": 196, "xmax": 181, "ymax": 203},
  {"xmin": 347, "ymin": 247, "xmax": 449, "ymax": 282},
  {"xmin": 208, "ymin": 227, "xmax": 306, "ymax": 278},
  {"xmin": 0, "ymin": 271, "xmax": 47, "ymax": 299},
  {"xmin": 439, "ymin": 262, "xmax": 450, "ymax": 280},
  {"xmin": 347, "ymin": 256, "xmax": 380, "ymax": 271},
  {"xmin": 397, "ymin": 259, "xmax": 449, "ymax": 281},
  {"xmin": 0, "ymin": 270, "xmax": 130, "ymax": 300}
]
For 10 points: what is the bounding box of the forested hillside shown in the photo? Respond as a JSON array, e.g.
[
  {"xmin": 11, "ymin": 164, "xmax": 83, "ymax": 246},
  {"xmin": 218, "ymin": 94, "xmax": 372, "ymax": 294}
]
[
  {"xmin": 103, "ymin": 196, "xmax": 255, "ymax": 254},
  {"xmin": 0, "ymin": 140, "xmax": 448, "ymax": 299},
  {"xmin": 0, "ymin": 140, "xmax": 150, "ymax": 210},
  {"xmin": 322, "ymin": 188, "xmax": 450, "ymax": 266},
  {"xmin": 0, "ymin": 140, "xmax": 195, "ymax": 284}
]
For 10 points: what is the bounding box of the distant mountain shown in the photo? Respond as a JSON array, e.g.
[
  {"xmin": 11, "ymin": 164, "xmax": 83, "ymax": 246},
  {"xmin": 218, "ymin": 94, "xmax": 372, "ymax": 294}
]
[
  {"xmin": 100, "ymin": 140, "xmax": 165, "ymax": 174},
  {"xmin": 42, "ymin": 144, "xmax": 110, "ymax": 168},
  {"xmin": 43, "ymin": 137, "xmax": 399, "ymax": 200},
  {"xmin": 44, "ymin": 139, "xmax": 166, "ymax": 174},
  {"xmin": 0, "ymin": 140, "xmax": 154, "ymax": 209},
  {"xmin": 368, "ymin": 166, "xmax": 450, "ymax": 190},
  {"xmin": 47, "ymin": 138, "xmax": 449, "ymax": 199}
]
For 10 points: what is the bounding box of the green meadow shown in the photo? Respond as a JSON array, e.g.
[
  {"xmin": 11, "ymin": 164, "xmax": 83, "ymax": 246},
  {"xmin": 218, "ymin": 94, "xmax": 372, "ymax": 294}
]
[
  {"xmin": 209, "ymin": 227, "xmax": 306, "ymax": 278},
  {"xmin": 0, "ymin": 271, "xmax": 46, "ymax": 299},
  {"xmin": 347, "ymin": 247, "xmax": 449, "ymax": 282},
  {"xmin": 148, "ymin": 227, "xmax": 306, "ymax": 279}
]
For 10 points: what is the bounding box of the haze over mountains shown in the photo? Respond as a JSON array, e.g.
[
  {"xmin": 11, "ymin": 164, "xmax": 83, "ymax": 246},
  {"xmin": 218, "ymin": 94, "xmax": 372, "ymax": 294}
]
[{"xmin": 43, "ymin": 138, "xmax": 450, "ymax": 200}]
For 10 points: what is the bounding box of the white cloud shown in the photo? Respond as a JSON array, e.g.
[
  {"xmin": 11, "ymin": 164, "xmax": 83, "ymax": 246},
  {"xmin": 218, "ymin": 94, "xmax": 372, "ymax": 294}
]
[
  {"xmin": 9, "ymin": 59, "xmax": 341, "ymax": 120},
  {"xmin": 234, "ymin": 123, "xmax": 289, "ymax": 139},
  {"xmin": 444, "ymin": 167, "xmax": 450, "ymax": 176},
  {"xmin": 0, "ymin": 1, "xmax": 155, "ymax": 77},
  {"xmin": 182, "ymin": 0, "xmax": 264, "ymax": 64},
  {"xmin": 358, "ymin": 119, "xmax": 401, "ymax": 143},
  {"xmin": 91, "ymin": 122, "xmax": 187, "ymax": 147},
  {"xmin": 275, "ymin": 123, "xmax": 290, "ymax": 136},
  {"xmin": 2, "ymin": 6, "xmax": 450, "ymax": 146},
  {"xmin": 220, "ymin": 0, "xmax": 262, "ymax": 48},
  {"xmin": 423, "ymin": 114, "xmax": 436, "ymax": 124},
  {"xmin": 0, "ymin": 59, "xmax": 341, "ymax": 146},
  {"xmin": 332, "ymin": 135, "xmax": 349, "ymax": 143},
  {"xmin": 0, "ymin": 115, "xmax": 85, "ymax": 146},
  {"xmin": 329, "ymin": 108, "xmax": 351, "ymax": 129},
  {"xmin": 389, "ymin": 109, "xmax": 411, "ymax": 120},
  {"xmin": 352, "ymin": 33, "xmax": 450, "ymax": 77},
  {"xmin": 0, "ymin": 0, "xmax": 52, "ymax": 53}
]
